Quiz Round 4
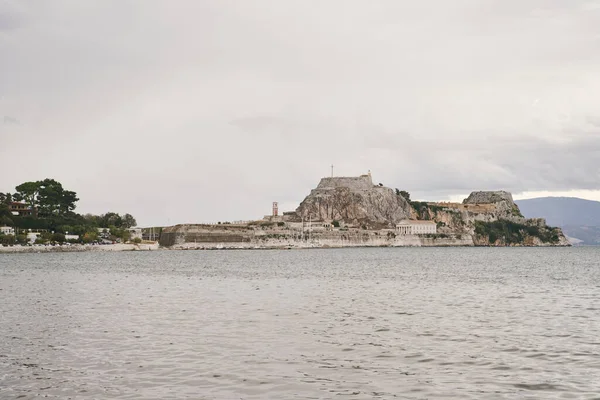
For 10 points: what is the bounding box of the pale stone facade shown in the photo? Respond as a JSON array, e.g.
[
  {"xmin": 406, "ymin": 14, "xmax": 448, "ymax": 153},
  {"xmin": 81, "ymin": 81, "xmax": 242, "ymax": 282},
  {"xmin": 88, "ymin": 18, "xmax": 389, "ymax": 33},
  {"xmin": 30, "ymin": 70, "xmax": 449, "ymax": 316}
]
[{"xmin": 396, "ymin": 220, "xmax": 437, "ymax": 235}]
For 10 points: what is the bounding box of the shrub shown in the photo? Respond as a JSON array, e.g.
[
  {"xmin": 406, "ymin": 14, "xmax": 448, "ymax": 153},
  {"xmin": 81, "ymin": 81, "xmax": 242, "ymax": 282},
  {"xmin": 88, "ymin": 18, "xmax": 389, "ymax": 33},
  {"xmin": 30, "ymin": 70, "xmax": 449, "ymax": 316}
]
[
  {"xmin": 1, "ymin": 234, "xmax": 16, "ymax": 246},
  {"xmin": 51, "ymin": 233, "xmax": 66, "ymax": 244},
  {"xmin": 332, "ymin": 220, "xmax": 340, "ymax": 228},
  {"xmin": 16, "ymin": 234, "xmax": 28, "ymax": 245},
  {"xmin": 133, "ymin": 237, "xmax": 142, "ymax": 244}
]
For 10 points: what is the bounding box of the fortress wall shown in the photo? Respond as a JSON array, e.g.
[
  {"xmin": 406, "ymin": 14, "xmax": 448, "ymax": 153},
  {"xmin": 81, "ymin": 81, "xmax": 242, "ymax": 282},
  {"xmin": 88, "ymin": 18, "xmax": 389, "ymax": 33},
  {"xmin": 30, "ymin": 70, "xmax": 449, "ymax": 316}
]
[
  {"xmin": 429, "ymin": 202, "xmax": 498, "ymax": 213},
  {"xmin": 316, "ymin": 175, "xmax": 373, "ymax": 191},
  {"xmin": 161, "ymin": 228, "xmax": 475, "ymax": 249}
]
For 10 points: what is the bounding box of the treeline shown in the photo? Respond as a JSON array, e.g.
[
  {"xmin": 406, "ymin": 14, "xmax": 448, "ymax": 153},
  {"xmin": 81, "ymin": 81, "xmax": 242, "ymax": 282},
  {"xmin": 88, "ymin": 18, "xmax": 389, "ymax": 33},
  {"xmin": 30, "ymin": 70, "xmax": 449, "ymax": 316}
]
[{"xmin": 1, "ymin": 179, "xmax": 138, "ymax": 243}]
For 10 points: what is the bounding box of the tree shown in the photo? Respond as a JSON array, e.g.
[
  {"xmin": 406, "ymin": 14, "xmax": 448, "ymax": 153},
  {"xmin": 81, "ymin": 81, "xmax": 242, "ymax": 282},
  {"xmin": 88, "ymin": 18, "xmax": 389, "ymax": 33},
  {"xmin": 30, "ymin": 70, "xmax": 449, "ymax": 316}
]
[
  {"xmin": 0, "ymin": 192, "xmax": 14, "ymax": 205},
  {"xmin": 396, "ymin": 190, "xmax": 411, "ymax": 201},
  {"xmin": 102, "ymin": 212, "xmax": 122, "ymax": 228},
  {"xmin": 121, "ymin": 213, "xmax": 137, "ymax": 228},
  {"xmin": 15, "ymin": 181, "xmax": 41, "ymax": 210},
  {"xmin": 332, "ymin": 220, "xmax": 340, "ymax": 228},
  {"xmin": 0, "ymin": 203, "xmax": 13, "ymax": 226},
  {"xmin": 57, "ymin": 225, "xmax": 73, "ymax": 235},
  {"xmin": 58, "ymin": 190, "xmax": 79, "ymax": 214},
  {"xmin": 14, "ymin": 179, "xmax": 79, "ymax": 217},
  {"xmin": 0, "ymin": 215, "xmax": 13, "ymax": 226},
  {"xmin": 37, "ymin": 179, "xmax": 79, "ymax": 216}
]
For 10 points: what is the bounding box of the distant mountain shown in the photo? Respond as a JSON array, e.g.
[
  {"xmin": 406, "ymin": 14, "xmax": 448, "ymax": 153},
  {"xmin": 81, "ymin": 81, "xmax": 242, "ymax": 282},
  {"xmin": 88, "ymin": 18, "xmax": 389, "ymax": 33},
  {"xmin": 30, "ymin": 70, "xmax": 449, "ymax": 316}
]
[{"xmin": 515, "ymin": 197, "xmax": 600, "ymax": 245}]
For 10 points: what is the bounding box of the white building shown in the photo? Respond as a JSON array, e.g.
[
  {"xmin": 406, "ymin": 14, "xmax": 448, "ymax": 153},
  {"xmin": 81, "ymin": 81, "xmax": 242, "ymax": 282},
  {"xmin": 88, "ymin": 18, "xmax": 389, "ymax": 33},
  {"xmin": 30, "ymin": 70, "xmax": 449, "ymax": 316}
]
[
  {"xmin": 65, "ymin": 234, "xmax": 80, "ymax": 241},
  {"xmin": 0, "ymin": 226, "xmax": 15, "ymax": 236},
  {"xmin": 27, "ymin": 232, "xmax": 40, "ymax": 243},
  {"xmin": 396, "ymin": 220, "xmax": 437, "ymax": 235}
]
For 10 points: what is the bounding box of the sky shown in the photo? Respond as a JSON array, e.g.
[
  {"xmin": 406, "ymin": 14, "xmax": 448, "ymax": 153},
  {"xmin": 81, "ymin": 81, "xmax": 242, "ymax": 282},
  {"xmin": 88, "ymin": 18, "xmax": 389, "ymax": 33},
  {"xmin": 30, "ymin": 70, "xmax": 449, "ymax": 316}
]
[{"xmin": 1, "ymin": 0, "xmax": 600, "ymax": 226}]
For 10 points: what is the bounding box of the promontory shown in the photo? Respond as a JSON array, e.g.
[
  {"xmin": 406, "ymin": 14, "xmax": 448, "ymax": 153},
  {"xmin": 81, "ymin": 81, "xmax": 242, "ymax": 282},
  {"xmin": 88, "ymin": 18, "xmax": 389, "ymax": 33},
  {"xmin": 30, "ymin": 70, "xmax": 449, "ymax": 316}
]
[{"xmin": 159, "ymin": 173, "xmax": 569, "ymax": 249}]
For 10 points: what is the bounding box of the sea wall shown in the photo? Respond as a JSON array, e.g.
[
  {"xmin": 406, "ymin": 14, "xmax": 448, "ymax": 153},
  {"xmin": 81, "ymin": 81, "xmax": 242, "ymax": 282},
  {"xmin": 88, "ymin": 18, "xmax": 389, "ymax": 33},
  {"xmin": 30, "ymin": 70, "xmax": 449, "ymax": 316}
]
[
  {"xmin": 159, "ymin": 224, "xmax": 255, "ymax": 247},
  {"xmin": 160, "ymin": 226, "xmax": 475, "ymax": 249}
]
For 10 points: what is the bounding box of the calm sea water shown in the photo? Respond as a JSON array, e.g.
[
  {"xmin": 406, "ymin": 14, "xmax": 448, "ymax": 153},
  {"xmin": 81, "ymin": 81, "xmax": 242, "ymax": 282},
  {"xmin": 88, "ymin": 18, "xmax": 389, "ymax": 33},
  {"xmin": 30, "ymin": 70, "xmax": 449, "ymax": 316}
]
[{"xmin": 1, "ymin": 248, "xmax": 600, "ymax": 399}]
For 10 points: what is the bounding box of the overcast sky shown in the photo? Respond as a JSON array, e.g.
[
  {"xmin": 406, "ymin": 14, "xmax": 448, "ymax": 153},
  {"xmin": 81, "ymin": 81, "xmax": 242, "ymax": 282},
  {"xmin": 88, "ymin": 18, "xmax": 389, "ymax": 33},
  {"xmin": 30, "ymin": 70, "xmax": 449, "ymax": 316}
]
[{"xmin": 1, "ymin": 1, "xmax": 600, "ymax": 226}]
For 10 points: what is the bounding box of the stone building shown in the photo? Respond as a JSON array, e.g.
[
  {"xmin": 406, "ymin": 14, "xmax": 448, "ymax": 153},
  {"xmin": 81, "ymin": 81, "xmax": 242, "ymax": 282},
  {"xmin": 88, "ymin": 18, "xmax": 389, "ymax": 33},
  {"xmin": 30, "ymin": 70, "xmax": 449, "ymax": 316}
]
[{"xmin": 396, "ymin": 220, "xmax": 437, "ymax": 235}]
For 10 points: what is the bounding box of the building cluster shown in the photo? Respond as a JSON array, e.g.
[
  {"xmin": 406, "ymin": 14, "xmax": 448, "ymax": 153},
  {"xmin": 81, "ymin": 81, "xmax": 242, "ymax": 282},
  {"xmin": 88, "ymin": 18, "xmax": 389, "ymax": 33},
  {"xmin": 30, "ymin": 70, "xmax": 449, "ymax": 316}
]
[
  {"xmin": 260, "ymin": 203, "xmax": 438, "ymax": 236},
  {"xmin": 0, "ymin": 225, "xmax": 143, "ymax": 244}
]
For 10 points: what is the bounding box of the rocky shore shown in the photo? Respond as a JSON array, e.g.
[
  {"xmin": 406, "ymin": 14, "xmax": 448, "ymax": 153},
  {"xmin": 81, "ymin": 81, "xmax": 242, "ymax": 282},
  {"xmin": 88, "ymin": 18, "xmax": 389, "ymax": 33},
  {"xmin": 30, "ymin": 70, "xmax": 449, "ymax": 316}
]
[{"xmin": 0, "ymin": 243, "xmax": 159, "ymax": 254}]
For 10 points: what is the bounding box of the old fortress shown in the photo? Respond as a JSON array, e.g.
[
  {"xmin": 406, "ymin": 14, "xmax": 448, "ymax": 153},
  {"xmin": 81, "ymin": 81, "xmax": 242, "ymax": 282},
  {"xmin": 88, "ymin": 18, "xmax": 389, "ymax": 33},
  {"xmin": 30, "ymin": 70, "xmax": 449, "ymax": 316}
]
[{"xmin": 159, "ymin": 172, "xmax": 568, "ymax": 249}]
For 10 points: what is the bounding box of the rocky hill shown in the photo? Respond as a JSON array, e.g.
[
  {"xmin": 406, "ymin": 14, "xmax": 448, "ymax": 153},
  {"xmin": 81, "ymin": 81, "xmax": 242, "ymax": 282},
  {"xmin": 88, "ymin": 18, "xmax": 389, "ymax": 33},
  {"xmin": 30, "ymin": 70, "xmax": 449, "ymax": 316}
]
[
  {"xmin": 158, "ymin": 175, "xmax": 570, "ymax": 248},
  {"xmin": 412, "ymin": 191, "xmax": 568, "ymax": 246},
  {"xmin": 289, "ymin": 177, "xmax": 568, "ymax": 246},
  {"xmin": 292, "ymin": 174, "xmax": 412, "ymax": 229}
]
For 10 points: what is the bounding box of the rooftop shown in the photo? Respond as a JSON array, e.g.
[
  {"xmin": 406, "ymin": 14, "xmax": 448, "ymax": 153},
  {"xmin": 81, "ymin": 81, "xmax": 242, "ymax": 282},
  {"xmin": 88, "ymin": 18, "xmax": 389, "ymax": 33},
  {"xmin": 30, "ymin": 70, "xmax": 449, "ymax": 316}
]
[{"xmin": 397, "ymin": 220, "xmax": 437, "ymax": 225}]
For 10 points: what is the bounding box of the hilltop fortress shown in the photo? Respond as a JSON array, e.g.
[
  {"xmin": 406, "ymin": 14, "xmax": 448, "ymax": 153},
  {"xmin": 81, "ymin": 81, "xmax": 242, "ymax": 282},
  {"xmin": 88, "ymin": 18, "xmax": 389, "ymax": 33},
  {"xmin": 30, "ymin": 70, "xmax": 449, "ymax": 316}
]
[{"xmin": 160, "ymin": 173, "xmax": 569, "ymax": 249}]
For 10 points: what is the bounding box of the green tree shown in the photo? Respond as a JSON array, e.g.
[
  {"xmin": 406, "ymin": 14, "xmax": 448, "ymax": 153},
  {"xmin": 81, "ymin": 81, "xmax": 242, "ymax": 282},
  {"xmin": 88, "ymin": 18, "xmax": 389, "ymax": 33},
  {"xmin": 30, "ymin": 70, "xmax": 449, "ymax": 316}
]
[
  {"xmin": 102, "ymin": 212, "xmax": 122, "ymax": 228},
  {"xmin": 0, "ymin": 192, "xmax": 14, "ymax": 205},
  {"xmin": 0, "ymin": 202, "xmax": 13, "ymax": 226},
  {"xmin": 15, "ymin": 181, "xmax": 41, "ymax": 210},
  {"xmin": 37, "ymin": 179, "xmax": 79, "ymax": 216},
  {"xmin": 121, "ymin": 213, "xmax": 137, "ymax": 228},
  {"xmin": 332, "ymin": 220, "xmax": 340, "ymax": 228},
  {"xmin": 14, "ymin": 179, "xmax": 79, "ymax": 217},
  {"xmin": 57, "ymin": 225, "xmax": 73, "ymax": 235},
  {"xmin": 71, "ymin": 225, "xmax": 88, "ymax": 235},
  {"xmin": 397, "ymin": 190, "xmax": 411, "ymax": 201}
]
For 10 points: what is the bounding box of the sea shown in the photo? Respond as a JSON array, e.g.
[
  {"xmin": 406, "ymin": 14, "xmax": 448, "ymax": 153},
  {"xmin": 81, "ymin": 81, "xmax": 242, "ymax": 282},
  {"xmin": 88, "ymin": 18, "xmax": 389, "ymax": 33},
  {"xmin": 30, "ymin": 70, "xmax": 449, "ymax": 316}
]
[{"xmin": 1, "ymin": 247, "xmax": 599, "ymax": 399}]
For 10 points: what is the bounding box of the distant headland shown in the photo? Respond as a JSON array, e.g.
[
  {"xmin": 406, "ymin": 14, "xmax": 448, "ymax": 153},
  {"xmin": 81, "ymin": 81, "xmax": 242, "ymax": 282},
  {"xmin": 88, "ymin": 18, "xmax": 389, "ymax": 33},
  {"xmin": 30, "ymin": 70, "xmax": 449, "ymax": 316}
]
[
  {"xmin": 159, "ymin": 172, "xmax": 570, "ymax": 249},
  {"xmin": 1, "ymin": 174, "xmax": 570, "ymax": 253}
]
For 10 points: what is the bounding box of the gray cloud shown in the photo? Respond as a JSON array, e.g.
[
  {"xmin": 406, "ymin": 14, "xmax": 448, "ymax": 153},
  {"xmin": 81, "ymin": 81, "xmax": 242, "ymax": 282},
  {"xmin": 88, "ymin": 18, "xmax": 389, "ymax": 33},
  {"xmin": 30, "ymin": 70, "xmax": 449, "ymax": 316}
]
[{"xmin": 0, "ymin": 0, "xmax": 599, "ymax": 225}]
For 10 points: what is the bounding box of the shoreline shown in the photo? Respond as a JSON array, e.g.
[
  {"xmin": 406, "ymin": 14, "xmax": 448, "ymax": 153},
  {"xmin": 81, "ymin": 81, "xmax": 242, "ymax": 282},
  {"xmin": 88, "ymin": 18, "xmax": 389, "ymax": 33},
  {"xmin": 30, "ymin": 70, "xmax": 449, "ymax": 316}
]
[
  {"xmin": 0, "ymin": 242, "xmax": 159, "ymax": 254},
  {"xmin": 1, "ymin": 241, "xmax": 573, "ymax": 254}
]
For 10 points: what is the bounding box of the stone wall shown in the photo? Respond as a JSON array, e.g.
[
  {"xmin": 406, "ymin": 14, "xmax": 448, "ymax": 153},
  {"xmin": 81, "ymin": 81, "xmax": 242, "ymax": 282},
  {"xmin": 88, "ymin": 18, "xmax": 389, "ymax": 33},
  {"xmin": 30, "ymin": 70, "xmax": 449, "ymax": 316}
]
[
  {"xmin": 159, "ymin": 224, "xmax": 254, "ymax": 247},
  {"xmin": 163, "ymin": 232, "xmax": 475, "ymax": 249},
  {"xmin": 316, "ymin": 175, "xmax": 373, "ymax": 191}
]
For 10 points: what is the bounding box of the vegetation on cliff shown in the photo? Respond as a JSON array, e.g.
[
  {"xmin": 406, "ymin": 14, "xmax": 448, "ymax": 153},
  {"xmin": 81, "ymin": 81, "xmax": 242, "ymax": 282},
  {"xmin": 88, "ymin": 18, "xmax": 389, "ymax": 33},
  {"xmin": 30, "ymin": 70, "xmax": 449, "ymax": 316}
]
[{"xmin": 474, "ymin": 220, "xmax": 561, "ymax": 245}]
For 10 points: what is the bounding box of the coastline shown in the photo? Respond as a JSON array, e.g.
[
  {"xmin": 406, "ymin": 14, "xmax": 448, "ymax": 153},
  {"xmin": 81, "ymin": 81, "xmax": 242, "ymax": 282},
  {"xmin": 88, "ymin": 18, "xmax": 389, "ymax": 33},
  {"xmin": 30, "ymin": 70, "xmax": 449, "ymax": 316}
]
[{"xmin": 0, "ymin": 242, "xmax": 159, "ymax": 254}]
